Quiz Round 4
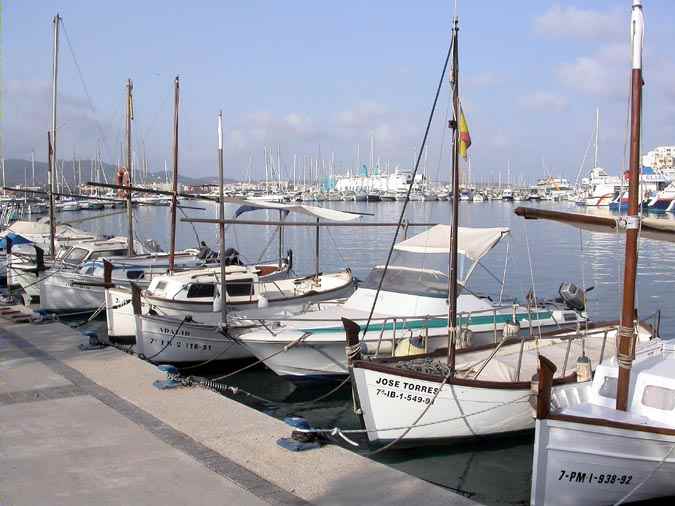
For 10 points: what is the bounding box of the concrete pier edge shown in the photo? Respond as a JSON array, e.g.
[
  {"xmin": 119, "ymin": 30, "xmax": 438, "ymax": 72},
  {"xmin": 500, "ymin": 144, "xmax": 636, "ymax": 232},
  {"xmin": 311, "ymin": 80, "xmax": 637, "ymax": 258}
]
[{"xmin": 0, "ymin": 320, "xmax": 476, "ymax": 505}]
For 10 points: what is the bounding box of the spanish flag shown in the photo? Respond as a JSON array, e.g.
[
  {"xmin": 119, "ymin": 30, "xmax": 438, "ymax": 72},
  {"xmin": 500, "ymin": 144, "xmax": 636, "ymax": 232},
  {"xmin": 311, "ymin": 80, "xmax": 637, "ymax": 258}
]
[{"xmin": 459, "ymin": 106, "xmax": 471, "ymax": 160}]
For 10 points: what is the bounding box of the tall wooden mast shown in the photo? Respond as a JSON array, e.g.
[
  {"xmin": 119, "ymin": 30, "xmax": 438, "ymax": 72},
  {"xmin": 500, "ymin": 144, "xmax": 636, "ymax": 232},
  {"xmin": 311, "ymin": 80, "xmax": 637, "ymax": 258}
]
[
  {"xmin": 126, "ymin": 79, "xmax": 135, "ymax": 255},
  {"xmin": 49, "ymin": 14, "xmax": 60, "ymax": 257},
  {"xmin": 447, "ymin": 17, "xmax": 460, "ymax": 372},
  {"xmin": 168, "ymin": 76, "xmax": 180, "ymax": 273},
  {"xmin": 616, "ymin": 0, "xmax": 644, "ymax": 411}
]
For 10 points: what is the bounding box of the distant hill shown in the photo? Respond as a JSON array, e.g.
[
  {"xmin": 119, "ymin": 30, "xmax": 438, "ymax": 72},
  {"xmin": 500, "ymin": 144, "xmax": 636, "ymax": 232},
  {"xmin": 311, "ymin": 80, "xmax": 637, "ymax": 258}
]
[{"xmin": 1, "ymin": 158, "xmax": 237, "ymax": 188}]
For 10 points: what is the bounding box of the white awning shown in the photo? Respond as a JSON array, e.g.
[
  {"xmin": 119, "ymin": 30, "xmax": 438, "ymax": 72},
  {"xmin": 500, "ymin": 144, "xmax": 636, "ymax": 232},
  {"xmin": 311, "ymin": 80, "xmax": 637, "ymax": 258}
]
[
  {"xmin": 394, "ymin": 225, "xmax": 510, "ymax": 261},
  {"xmin": 222, "ymin": 198, "xmax": 363, "ymax": 222}
]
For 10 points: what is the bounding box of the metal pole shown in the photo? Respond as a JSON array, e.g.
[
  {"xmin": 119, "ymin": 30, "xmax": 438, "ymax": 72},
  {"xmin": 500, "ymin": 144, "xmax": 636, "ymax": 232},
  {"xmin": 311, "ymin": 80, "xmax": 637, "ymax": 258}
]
[
  {"xmin": 49, "ymin": 14, "xmax": 60, "ymax": 258},
  {"xmin": 314, "ymin": 217, "xmax": 320, "ymax": 279},
  {"xmin": 168, "ymin": 76, "xmax": 180, "ymax": 273},
  {"xmin": 217, "ymin": 111, "xmax": 227, "ymax": 324},
  {"xmin": 278, "ymin": 209, "xmax": 284, "ymax": 268},
  {"xmin": 126, "ymin": 79, "xmax": 135, "ymax": 255}
]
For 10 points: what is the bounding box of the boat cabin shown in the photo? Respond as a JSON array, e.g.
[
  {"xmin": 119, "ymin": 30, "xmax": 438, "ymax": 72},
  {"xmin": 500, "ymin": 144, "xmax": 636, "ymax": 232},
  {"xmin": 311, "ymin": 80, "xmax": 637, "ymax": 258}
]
[
  {"xmin": 57, "ymin": 237, "xmax": 130, "ymax": 268},
  {"xmin": 145, "ymin": 266, "xmax": 261, "ymax": 305}
]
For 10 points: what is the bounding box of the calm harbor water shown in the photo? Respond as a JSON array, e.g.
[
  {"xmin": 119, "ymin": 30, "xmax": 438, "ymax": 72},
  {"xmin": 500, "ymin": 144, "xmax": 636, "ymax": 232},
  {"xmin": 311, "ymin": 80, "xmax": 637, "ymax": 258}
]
[{"xmin": 73, "ymin": 200, "xmax": 675, "ymax": 505}]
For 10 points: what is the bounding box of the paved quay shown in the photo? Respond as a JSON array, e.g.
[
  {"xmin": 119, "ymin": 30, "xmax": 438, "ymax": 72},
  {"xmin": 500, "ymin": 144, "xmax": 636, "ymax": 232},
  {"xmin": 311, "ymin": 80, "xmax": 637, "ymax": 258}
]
[{"xmin": 0, "ymin": 316, "xmax": 478, "ymax": 505}]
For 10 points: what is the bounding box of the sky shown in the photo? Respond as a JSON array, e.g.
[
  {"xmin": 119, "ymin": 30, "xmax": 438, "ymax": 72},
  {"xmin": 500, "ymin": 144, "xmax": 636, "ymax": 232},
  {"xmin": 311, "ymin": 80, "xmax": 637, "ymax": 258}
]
[{"xmin": 2, "ymin": 1, "xmax": 675, "ymax": 184}]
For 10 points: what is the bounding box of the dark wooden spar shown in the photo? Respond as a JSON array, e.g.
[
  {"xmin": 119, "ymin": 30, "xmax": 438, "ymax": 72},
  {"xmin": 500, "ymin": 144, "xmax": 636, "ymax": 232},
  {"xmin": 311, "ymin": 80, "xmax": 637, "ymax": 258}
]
[
  {"xmin": 616, "ymin": 2, "xmax": 644, "ymax": 411},
  {"xmin": 447, "ymin": 18, "xmax": 460, "ymax": 371}
]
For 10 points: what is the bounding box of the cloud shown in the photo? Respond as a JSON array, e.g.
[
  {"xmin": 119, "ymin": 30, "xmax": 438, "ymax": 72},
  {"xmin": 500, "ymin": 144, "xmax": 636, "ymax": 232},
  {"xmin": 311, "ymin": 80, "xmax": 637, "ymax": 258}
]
[
  {"xmin": 556, "ymin": 43, "xmax": 628, "ymax": 98},
  {"xmin": 465, "ymin": 72, "xmax": 501, "ymax": 88},
  {"xmin": 4, "ymin": 79, "xmax": 115, "ymax": 159},
  {"xmin": 336, "ymin": 101, "xmax": 388, "ymax": 128},
  {"xmin": 534, "ymin": 4, "xmax": 623, "ymax": 41},
  {"xmin": 519, "ymin": 91, "xmax": 569, "ymax": 112}
]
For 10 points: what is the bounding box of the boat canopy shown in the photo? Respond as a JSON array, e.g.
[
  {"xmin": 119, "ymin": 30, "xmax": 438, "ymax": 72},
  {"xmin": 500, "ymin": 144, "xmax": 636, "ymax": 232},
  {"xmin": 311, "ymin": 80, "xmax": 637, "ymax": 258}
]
[
  {"xmin": 0, "ymin": 232, "xmax": 33, "ymax": 249},
  {"xmin": 224, "ymin": 198, "xmax": 363, "ymax": 222},
  {"xmin": 394, "ymin": 225, "xmax": 510, "ymax": 261},
  {"xmin": 515, "ymin": 207, "xmax": 675, "ymax": 243}
]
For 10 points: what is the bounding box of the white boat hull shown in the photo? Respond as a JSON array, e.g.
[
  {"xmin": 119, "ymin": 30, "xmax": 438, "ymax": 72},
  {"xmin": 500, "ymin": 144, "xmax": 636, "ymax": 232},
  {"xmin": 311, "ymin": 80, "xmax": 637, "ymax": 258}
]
[
  {"xmin": 238, "ymin": 307, "xmax": 581, "ymax": 379},
  {"xmin": 531, "ymin": 417, "xmax": 675, "ymax": 505},
  {"xmin": 135, "ymin": 315, "xmax": 252, "ymax": 363},
  {"xmin": 352, "ymin": 366, "xmax": 594, "ymax": 443},
  {"xmin": 40, "ymin": 279, "xmax": 106, "ymax": 313}
]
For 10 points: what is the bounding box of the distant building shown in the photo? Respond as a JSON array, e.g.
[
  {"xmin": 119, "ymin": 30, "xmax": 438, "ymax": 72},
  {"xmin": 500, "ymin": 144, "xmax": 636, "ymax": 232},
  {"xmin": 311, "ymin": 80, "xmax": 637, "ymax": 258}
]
[
  {"xmin": 642, "ymin": 146, "xmax": 675, "ymax": 172},
  {"xmin": 334, "ymin": 170, "xmax": 422, "ymax": 192}
]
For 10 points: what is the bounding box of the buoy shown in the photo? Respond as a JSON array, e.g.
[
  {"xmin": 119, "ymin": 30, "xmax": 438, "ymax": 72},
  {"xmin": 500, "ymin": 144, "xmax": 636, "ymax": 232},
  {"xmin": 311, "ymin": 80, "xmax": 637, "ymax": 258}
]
[{"xmin": 576, "ymin": 355, "xmax": 592, "ymax": 382}]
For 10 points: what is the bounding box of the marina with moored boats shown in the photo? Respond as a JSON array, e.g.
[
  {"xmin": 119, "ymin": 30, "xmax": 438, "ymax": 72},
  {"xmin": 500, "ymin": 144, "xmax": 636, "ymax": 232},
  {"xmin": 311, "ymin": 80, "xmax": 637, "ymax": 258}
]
[{"xmin": 4, "ymin": 2, "xmax": 675, "ymax": 505}]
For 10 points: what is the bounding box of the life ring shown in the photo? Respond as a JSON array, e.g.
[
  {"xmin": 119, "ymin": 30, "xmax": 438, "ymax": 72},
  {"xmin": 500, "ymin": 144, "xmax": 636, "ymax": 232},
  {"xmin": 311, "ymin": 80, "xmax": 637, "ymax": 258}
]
[{"xmin": 116, "ymin": 167, "xmax": 130, "ymax": 197}]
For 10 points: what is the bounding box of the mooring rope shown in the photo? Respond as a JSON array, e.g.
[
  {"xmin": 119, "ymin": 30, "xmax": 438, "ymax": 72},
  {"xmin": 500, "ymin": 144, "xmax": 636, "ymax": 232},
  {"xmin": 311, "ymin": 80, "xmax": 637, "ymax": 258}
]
[{"xmin": 208, "ymin": 332, "xmax": 311, "ymax": 381}]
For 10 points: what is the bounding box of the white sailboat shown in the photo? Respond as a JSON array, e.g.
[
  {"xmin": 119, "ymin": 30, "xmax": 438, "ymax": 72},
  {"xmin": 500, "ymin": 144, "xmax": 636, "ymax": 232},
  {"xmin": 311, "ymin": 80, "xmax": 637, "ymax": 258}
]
[
  {"xmin": 237, "ymin": 225, "xmax": 590, "ymax": 380},
  {"xmin": 530, "ymin": 3, "xmax": 675, "ymax": 504},
  {"xmin": 341, "ymin": 12, "xmax": 657, "ymax": 446}
]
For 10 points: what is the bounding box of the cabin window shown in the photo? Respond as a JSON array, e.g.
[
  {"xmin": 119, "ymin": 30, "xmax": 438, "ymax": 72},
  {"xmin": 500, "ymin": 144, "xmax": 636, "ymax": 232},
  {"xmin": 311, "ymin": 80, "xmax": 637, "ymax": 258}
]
[
  {"xmin": 598, "ymin": 376, "xmax": 617, "ymax": 399},
  {"xmin": 64, "ymin": 247, "xmax": 88, "ymax": 264},
  {"xmin": 80, "ymin": 265, "xmax": 95, "ymax": 276},
  {"xmin": 90, "ymin": 249, "xmax": 127, "ymax": 260},
  {"xmin": 186, "ymin": 283, "xmax": 215, "ymax": 298},
  {"xmin": 126, "ymin": 270, "xmax": 144, "ymax": 280},
  {"xmin": 155, "ymin": 281, "xmax": 167, "ymax": 292},
  {"xmin": 563, "ymin": 312, "xmax": 578, "ymax": 322},
  {"xmin": 225, "ymin": 280, "xmax": 254, "ymax": 297},
  {"xmin": 641, "ymin": 385, "xmax": 675, "ymax": 411}
]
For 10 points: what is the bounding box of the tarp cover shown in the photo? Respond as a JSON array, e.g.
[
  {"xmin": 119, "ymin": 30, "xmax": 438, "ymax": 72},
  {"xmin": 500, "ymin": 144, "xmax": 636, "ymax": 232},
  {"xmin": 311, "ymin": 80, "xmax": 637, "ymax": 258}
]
[
  {"xmin": 394, "ymin": 225, "xmax": 510, "ymax": 261},
  {"xmin": 222, "ymin": 198, "xmax": 363, "ymax": 222},
  {"xmin": 0, "ymin": 232, "xmax": 32, "ymax": 249}
]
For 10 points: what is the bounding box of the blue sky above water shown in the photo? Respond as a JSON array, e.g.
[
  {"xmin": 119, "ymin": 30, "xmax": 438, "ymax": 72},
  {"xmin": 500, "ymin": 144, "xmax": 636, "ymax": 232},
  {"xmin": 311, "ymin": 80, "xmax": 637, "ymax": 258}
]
[{"xmin": 3, "ymin": 1, "xmax": 675, "ymax": 183}]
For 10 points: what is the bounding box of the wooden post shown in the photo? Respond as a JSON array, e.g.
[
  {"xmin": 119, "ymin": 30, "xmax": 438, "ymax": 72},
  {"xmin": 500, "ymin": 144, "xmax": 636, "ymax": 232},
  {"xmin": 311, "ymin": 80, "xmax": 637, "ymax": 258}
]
[
  {"xmin": 103, "ymin": 259, "xmax": 113, "ymax": 286},
  {"xmin": 616, "ymin": 1, "xmax": 644, "ymax": 412},
  {"xmin": 126, "ymin": 79, "xmax": 135, "ymax": 255},
  {"xmin": 343, "ymin": 317, "xmax": 363, "ymax": 366},
  {"xmin": 168, "ymin": 76, "xmax": 180, "ymax": 273},
  {"xmin": 130, "ymin": 283, "xmax": 142, "ymax": 316},
  {"xmin": 536, "ymin": 355, "xmax": 557, "ymax": 419}
]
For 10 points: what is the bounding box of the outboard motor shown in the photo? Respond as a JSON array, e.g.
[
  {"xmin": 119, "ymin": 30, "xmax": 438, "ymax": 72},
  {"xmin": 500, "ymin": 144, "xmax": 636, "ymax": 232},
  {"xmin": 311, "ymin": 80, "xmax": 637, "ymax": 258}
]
[{"xmin": 559, "ymin": 282, "xmax": 586, "ymax": 311}]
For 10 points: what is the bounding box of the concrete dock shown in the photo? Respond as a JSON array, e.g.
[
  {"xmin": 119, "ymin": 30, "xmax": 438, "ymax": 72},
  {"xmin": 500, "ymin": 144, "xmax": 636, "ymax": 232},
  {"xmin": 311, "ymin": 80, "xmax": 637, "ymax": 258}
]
[{"xmin": 0, "ymin": 315, "xmax": 477, "ymax": 505}]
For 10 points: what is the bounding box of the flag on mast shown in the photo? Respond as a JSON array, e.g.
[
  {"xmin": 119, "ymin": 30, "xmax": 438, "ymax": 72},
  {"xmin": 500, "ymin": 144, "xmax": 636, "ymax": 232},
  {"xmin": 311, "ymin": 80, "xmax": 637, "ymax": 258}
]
[{"xmin": 459, "ymin": 106, "xmax": 471, "ymax": 160}]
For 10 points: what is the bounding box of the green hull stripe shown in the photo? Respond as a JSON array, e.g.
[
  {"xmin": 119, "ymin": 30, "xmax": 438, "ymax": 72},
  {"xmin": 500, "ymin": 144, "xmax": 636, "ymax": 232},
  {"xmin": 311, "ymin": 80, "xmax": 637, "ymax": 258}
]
[{"xmin": 301, "ymin": 311, "xmax": 555, "ymax": 334}]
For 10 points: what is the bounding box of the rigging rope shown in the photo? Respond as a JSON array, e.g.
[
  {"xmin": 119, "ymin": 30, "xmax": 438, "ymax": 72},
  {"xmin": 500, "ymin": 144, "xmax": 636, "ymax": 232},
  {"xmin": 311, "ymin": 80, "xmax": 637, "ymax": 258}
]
[
  {"xmin": 60, "ymin": 20, "xmax": 111, "ymax": 160},
  {"xmin": 362, "ymin": 37, "xmax": 454, "ymax": 338}
]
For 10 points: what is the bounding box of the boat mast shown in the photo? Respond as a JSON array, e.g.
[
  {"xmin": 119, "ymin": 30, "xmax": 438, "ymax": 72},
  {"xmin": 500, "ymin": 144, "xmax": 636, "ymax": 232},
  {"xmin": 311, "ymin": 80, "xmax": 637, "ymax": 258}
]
[
  {"xmin": 217, "ymin": 111, "xmax": 227, "ymax": 324},
  {"xmin": 126, "ymin": 79, "xmax": 135, "ymax": 255},
  {"xmin": 616, "ymin": 0, "xmax": 644, "ymax": 412},
  {"xmin": 168, "ymin": 76, "xmax": 180, "ymax": 273},
  {"xmin": 447, "ymin": 17, "xmax": 460, "ymax": 371},
  {"xmin": 594, "ymin": 107, "xmax": 600, "ymax": 169},
  {"xmin": 49, "ymin": 14, "xmax": 60, "ymax": 257}
]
